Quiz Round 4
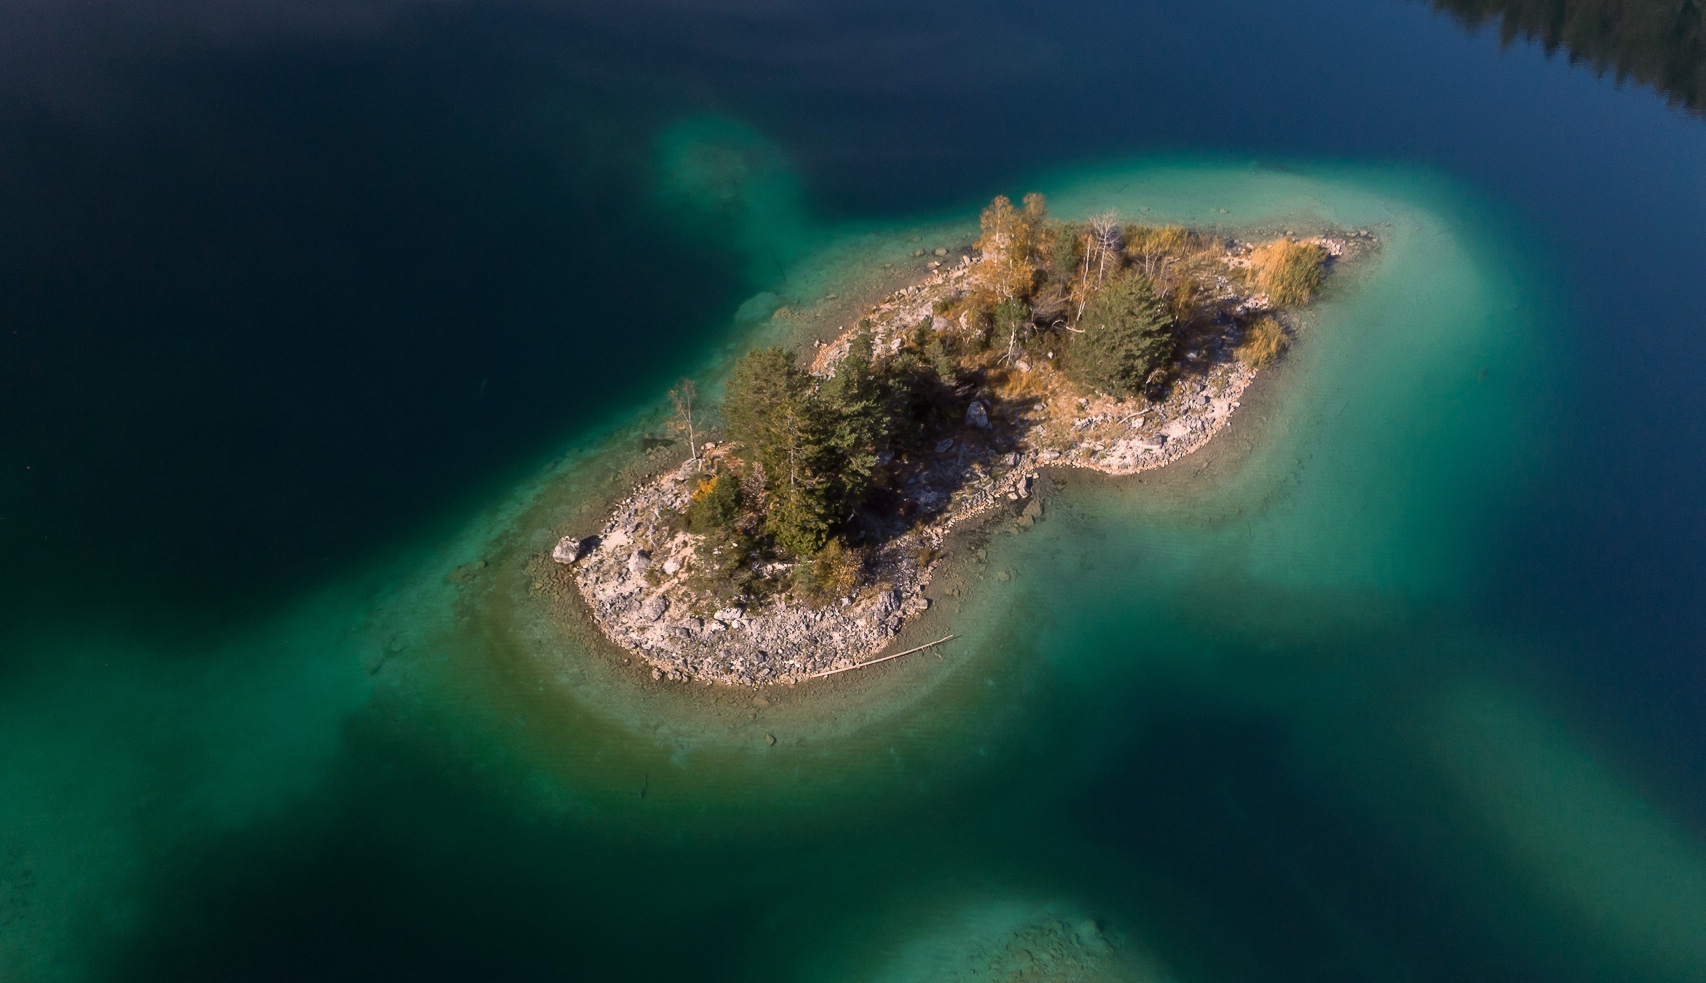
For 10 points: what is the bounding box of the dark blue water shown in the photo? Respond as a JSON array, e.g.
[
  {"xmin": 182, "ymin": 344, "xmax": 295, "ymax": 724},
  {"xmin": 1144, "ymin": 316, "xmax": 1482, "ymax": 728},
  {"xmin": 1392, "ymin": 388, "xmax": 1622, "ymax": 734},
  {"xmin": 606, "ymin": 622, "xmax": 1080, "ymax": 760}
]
[{"xmin": 3, "ymin": 1, "xmax": 1704, "ymax": 981}]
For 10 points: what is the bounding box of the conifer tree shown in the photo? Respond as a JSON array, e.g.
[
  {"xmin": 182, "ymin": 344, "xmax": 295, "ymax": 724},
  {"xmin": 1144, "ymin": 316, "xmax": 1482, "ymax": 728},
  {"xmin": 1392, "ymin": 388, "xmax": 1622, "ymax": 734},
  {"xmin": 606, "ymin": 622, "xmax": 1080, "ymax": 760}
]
[
  {"xmin": 1064, "ymin": 272, "xmax": 1175, "ymax": 397},
  {"xmin": 821, "ymin": 326, "xmax": 886, "ymax": 509},
  {"xmin": 723, "ymin": 347, "xmax": 839, "ymax": 557}
]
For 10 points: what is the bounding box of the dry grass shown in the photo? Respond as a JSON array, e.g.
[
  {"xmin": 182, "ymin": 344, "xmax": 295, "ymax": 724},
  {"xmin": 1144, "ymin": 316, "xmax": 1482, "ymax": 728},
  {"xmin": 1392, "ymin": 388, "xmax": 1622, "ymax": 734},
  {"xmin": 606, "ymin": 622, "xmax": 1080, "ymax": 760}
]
[
  {"xmin": 1123, "ymin": 224, "xmax": 1194, "ymax": 268},
  {"xmin": 1249, "ymin": 239, "xmax": 1329, "ymax": 305},
  {"xmin": 1236, "ymin": 316, "xmax": 1287, "ymax": 366}
]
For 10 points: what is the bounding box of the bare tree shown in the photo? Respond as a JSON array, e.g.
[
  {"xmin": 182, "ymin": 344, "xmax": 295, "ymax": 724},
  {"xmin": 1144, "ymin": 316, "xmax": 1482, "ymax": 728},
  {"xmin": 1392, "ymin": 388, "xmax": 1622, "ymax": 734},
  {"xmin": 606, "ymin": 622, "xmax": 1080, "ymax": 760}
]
[
  {"xmin": 668, "ymin": 378, "xmax": 700, "ymax": 471},
  {"xmin": 1087, "ymin": 210, "xmax": 1121, "ymax": 287},
  {"xmin": 1072, "ymin": 210, "xmax": 1122, "ymax": 324}
]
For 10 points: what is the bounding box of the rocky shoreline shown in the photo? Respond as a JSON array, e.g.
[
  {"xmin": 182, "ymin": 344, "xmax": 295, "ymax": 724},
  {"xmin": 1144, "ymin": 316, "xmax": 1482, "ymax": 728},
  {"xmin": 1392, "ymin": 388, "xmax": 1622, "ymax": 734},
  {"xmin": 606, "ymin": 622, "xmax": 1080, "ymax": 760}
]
[{"xmin": 556, "ymin": 231, "xmax": 1367, "ymax": 686}]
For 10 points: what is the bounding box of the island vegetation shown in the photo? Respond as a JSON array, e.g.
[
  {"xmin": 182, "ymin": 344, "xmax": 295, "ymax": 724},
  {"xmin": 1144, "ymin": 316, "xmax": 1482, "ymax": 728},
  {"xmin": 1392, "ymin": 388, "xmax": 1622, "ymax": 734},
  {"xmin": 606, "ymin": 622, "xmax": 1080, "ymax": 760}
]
[{"xmin": 555, "ymin": 193, "xmax": 1359, "ymax": 685}]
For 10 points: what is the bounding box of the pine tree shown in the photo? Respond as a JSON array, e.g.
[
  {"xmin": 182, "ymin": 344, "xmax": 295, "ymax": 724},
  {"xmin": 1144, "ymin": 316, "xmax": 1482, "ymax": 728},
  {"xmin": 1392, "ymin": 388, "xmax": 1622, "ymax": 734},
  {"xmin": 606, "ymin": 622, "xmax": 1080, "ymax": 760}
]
[
  {"xmin": 821, "ymin": 326, "xmax": 886, "ymax": 511},
  {"xmin": 1064, "ymin": 272, "xmax": 1175, "ymax": 397},
  {"xmin": 723, "ymin": 347, "xmax": 839, "ymax": 557}
]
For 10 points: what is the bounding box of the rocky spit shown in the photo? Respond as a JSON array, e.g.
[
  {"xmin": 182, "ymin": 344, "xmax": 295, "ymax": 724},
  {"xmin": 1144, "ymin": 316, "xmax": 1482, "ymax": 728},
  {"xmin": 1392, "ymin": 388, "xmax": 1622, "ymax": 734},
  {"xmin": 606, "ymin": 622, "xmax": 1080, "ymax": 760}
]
[{"xmin": 561, "ymin": 235, "xmax": 1360, "ymax": 686}]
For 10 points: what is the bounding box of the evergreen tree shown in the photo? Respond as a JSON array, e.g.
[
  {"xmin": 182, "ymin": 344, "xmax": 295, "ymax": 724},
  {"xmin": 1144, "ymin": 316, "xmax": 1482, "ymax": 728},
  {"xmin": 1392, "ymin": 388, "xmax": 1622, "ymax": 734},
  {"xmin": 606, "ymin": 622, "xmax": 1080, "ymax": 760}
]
[
  {"xmin": 1064, "ymin": 272, "xmax": 1175, "ymax": 396},
  {"xmin": 723, "ymin": 347, "xmax": 839, "ymax": 557},
  {"xmin": 821, "ymin": 326, "xmax": 887, "ymax": 511}
]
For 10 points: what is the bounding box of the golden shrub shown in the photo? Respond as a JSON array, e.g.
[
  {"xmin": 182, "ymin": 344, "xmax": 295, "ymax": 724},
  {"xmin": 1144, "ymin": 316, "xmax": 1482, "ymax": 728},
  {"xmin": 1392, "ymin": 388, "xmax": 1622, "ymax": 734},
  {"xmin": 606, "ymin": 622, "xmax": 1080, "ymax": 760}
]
[
  {"xmin": 1237, "ymin": 316, "xmax": 1287, "ymax": 366},
  {"xmin": 1250, "ymin": 239, "xmax": 1329, "ymax": 305}
]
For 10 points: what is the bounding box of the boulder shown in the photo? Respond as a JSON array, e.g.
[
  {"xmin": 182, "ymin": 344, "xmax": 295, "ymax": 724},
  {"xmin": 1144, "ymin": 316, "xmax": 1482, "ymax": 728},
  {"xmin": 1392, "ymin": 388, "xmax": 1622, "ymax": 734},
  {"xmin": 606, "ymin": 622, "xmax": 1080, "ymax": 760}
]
[
  {"xmin": 551, "ymin": 536, "xmax": 584, "ymax": 565},
  {"xmin": 627, "ymin": 550, "xmax": 652, "ymax": 575},
  {"xmin": 661, "ymin": 557, "xmax": 681, "ymax": 575},
  {"xmin": 713, "ymin": 607, "xmax": 745, "ymax": 624},
  {"xmin": 640, "ymin": 594, "xmax": 670, "ymax": 621},
  {"xmin": 965, "ymin": 400, "xmax": 990, "ymax": 429}
]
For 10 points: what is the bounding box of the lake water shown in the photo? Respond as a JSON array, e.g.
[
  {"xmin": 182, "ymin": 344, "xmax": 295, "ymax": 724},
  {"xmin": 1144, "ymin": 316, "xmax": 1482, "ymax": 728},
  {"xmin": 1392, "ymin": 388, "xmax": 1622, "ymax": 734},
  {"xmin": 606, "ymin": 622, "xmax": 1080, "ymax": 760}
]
[{"xmin": 3, "ymin": 1, "xmax": 1705, "ymax": 981}]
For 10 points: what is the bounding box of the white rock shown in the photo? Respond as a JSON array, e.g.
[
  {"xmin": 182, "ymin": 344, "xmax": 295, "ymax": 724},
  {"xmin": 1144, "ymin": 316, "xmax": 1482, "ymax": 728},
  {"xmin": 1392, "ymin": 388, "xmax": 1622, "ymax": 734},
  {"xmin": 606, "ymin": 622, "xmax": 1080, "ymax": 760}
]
[
  {"xmin": 640, "ymin": 594, "xmax": 669, "ymax": 621},
  {"xmin": 713, "ymin": 607, "xmax": 745, "ymax": 623},
  {"xmin": 627, "ymin": 550, "xmax": 651, "ymax": 575},
  {"xmin": 551, "ymin": 536, "xmax": 584, "ymax": 564},
  {"xmin": 661, "ymin": 557, "xmax": 681, "ymax": 575}
]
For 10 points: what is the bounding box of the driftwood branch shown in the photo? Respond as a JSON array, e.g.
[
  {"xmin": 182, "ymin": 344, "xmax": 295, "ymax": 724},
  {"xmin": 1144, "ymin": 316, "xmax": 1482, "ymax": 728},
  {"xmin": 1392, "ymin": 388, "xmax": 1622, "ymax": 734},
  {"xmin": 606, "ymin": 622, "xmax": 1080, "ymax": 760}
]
[{"xmin": 805, "ymin": 635, "xmax": 958, "ymax": 679}]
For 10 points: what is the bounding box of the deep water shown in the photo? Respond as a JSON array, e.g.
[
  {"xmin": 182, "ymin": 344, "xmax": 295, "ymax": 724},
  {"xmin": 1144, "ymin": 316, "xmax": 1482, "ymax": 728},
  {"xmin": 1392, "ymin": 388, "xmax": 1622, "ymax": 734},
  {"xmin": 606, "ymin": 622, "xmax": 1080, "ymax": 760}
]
[{"xmin": 2, "ymin": 1, "xmax": 1705, "ymax": 981}]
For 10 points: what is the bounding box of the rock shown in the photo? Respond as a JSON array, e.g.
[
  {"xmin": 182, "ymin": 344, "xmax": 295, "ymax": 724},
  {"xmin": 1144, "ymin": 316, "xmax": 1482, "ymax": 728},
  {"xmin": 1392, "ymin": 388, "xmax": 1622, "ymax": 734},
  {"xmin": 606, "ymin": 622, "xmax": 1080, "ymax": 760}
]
[
  {"xmin": 651, "ymin": 667, "xmax": 662, "ymax": 680},
  {"xmin": 640, "ymin": 594, "xmax": 669, "ymax": 621},
  {"xmin": 933, "ymin": 247, "xmax": 947, "ymax": 256},
  {"xmin": 713, "ymin": 607, "xmax": 745, "ymax": 623},
  {"xmin": 551, "ymin": 536, "xmax": 584, "ymax": 564},
  {"xmin": 965, "ymin": 400, "xmax": 990, "ymax": 429},
  {"xmin": 1018, "ymin": 474, "xmax": 1033, "ymax": 498},
  {"xmin": 734, "ymin": 291, "xmax": 784, "ymax": 324},
  {"xmin": 1022, "ymin": 497, "xmax": 1042, "ymax": 519},
  {"xmin": 446, "ymin": 559, "xmax": 487, "ymax": 583},
  {"xmin": 661, "ymin": 557, "xmax": 681, "ymax": 575},
  {"xmin": 764, "ymin": 733, "xmax": 777, "ymax": 746},
  {"xmin": 912, "ymin": 248, "xmax": 926, "ymax": 257},
  {"xmin": 627, "ymin": 550, "xmax": 651, "ymax": 575},
  {"xmin": 1163, "ymin": 420, "xmax": 1191, "ymax": 440},
  {"xmin": 935, "ymin": 437, "xmax": 955, "ymax": 453}
]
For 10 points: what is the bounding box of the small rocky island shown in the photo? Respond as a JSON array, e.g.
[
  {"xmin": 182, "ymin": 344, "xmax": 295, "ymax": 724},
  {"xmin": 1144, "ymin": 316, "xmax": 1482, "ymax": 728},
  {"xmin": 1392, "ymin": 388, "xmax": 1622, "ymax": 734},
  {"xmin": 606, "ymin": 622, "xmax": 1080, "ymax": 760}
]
[{"xmin": 556, "ymin": 194, "xmax": 1368, "ymax": 686}]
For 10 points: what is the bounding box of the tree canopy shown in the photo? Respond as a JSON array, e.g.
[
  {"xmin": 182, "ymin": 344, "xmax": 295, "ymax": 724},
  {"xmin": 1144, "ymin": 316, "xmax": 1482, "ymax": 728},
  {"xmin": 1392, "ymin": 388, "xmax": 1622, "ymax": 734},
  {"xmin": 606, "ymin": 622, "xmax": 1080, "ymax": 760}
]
[{"xmin": 1063, "ymin": 272, "xmax": 1175, "ymax": 397}]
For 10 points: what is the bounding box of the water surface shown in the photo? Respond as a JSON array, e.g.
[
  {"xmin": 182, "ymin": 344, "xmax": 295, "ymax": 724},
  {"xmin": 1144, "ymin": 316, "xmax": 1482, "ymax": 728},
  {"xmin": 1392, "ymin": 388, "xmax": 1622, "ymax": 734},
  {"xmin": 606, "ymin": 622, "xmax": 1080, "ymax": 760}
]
[{"xmin": 2, "ymin": 1, "xmax": 1704, "ymax": 981}]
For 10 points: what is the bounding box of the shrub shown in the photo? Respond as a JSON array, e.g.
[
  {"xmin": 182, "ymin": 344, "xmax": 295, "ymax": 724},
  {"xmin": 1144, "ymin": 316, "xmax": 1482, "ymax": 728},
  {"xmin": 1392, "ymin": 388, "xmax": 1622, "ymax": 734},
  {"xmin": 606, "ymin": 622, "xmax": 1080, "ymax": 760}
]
[
  {"xmin": 795, "ymin": 538, "xmax": 865, "ymax": 603},
  {"xmin": 1250, "ymin": 239, "xmax": 1328, "ymax": 305},
  {"xmin": 1063, "ymin": 272, "xmax": 1175, "ymax": 397},
  {"xmin": 1237, "ymin": 316, "xmax": 1287, "ymax": 366},
  {"xmin": 685, "ymin": 472, "xmax": 741, "ymax": 536},
  {"xmin": 1045, "ymin": 221, "xmax": 1085, "ymax": 285},
  {"xmin": 1123, "ymin": 225, "xmax": 1193, "ymax": 274}
]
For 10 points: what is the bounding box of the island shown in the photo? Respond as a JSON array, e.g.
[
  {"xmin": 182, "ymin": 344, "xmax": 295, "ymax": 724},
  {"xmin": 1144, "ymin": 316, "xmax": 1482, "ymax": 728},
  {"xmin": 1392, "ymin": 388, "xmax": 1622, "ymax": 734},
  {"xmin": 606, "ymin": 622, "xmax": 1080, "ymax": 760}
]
[{"xmin": 553, "ymin": 194, "xmax": 1369, "ymax": 686}]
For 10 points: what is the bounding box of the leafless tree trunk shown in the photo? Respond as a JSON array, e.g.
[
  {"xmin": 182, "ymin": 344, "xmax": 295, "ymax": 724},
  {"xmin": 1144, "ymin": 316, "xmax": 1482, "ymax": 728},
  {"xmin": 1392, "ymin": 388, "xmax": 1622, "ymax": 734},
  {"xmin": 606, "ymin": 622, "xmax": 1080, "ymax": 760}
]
[
  {"xmin": 669, "ymin": 378, "xmax": 699, "ymax": 471},
  {"xmin": 1087, "ymin": 210, "xmax": 1121, "ymax": 288}
]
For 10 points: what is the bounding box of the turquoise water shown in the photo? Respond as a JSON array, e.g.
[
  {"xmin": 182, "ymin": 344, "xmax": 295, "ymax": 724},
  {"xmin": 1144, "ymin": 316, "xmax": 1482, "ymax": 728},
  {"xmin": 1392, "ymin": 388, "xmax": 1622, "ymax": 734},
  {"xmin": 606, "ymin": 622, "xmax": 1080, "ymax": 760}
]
[
  {"xmin": 7, "ymin": 155, "xmax": 1699, "ymax": 983},
  {"xmin": 5, "ymin": 1, "xmax": 1706, "ymax": 980}
]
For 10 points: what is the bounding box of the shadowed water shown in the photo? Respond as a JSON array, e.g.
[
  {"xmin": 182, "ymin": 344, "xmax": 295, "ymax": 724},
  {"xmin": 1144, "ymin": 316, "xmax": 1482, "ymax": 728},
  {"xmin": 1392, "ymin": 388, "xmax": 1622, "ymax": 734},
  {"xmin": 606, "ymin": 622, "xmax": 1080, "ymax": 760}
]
[{"xmin": 3, "ymin": 1, "xmax": 1705, "ymax": 981}]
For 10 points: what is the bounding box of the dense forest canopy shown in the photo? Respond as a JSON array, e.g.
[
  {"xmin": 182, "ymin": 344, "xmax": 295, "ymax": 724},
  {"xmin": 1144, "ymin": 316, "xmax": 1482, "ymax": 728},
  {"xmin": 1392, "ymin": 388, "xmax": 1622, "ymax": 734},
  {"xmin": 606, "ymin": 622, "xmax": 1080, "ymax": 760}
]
[{"xmin": 1431, "ymin": 0, "xmax": 1706, "ymax": 113}]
